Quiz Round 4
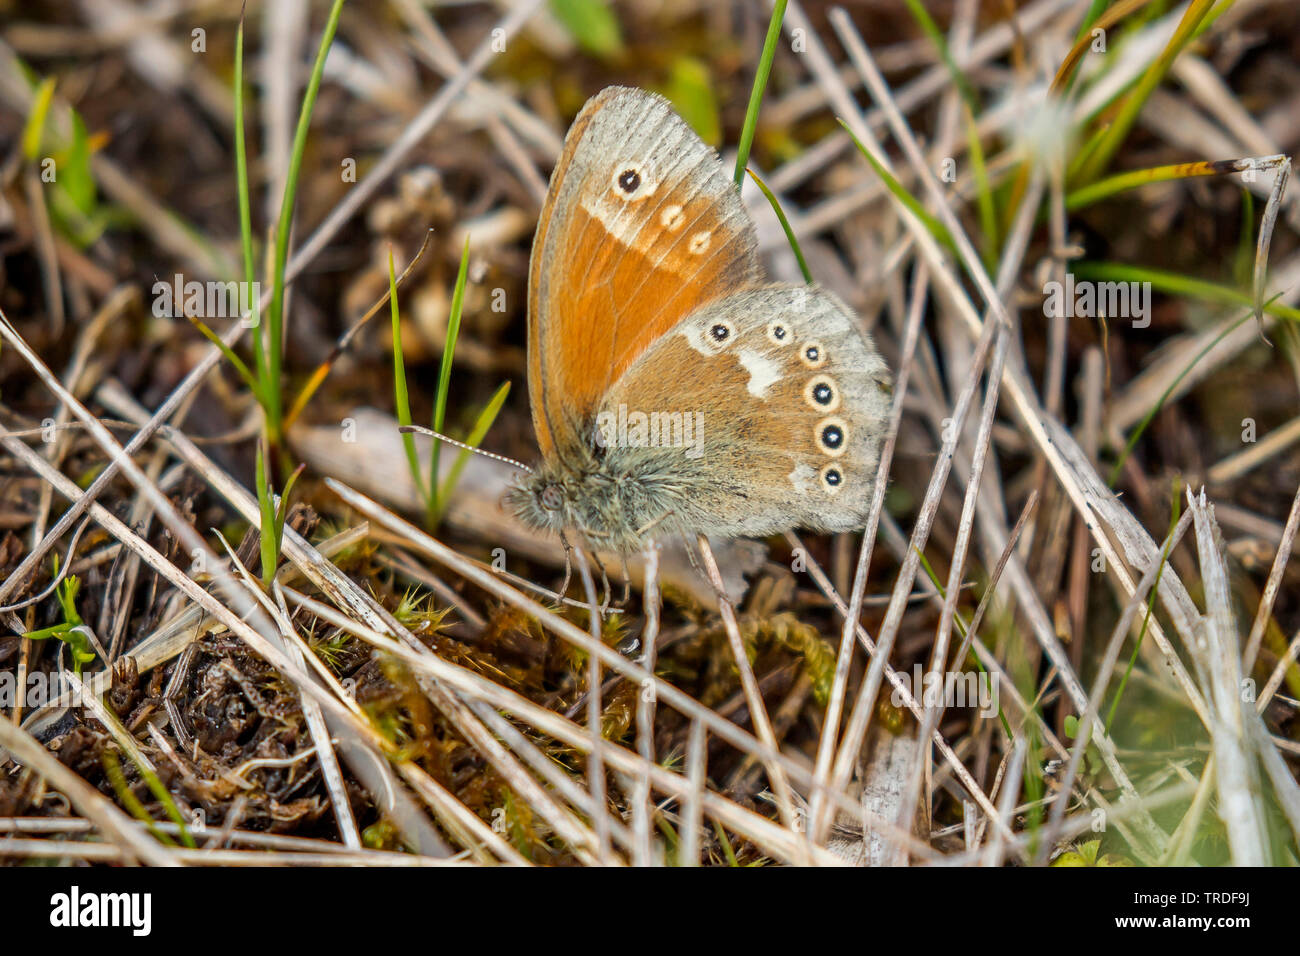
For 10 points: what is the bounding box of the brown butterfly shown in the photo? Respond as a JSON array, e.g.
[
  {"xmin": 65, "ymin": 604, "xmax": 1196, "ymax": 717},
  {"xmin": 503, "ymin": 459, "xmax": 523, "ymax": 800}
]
[{"xmin": 509, "ymin": 87, "xmax": 891, "ymax": 553}]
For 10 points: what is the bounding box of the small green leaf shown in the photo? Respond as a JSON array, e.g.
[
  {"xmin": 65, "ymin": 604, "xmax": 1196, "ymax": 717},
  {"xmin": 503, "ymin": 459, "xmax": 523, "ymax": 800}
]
[
  {"xmin": 61, "ymin": 110, "xmax": 96, "ymax": 215},
  {"xmin": 549, "ymin": 0, "xmax": 623, "ymax": 58},
  {"xmin": 662, "ymin": 58, "xmax": 720, "ymax": 147},
  {"xmin": 22, "ymin": 77, "xmax": 56, "ymax": 162},
  {"xmin": 1064, "ymin": 714, "xmax": 1080, "ymax": 738}
]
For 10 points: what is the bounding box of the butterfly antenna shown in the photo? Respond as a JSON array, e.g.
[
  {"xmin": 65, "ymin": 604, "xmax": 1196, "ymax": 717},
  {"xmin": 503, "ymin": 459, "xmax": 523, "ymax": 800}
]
[{"xmin": 398, "ymin": 424, "xmax": 533, "ymax": 473}]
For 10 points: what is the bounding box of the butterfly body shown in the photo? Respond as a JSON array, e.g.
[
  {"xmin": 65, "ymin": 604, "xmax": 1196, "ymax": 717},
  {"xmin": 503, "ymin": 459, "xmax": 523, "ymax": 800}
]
[{"xmin": 511, "ymin": 87, "xmax": 890, "ymax": 552}]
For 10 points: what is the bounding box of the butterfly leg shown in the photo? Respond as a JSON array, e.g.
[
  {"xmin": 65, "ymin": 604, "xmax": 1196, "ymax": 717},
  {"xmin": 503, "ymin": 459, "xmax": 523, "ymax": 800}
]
[
  {"xmin": 617, "ymin": 553, "xmax": 631, "ymax": 608},
  {"xmin": 686, "ymin": 534, "xmax": 732, "ymax": 607},
  {"xmin": 633, "ymin": 510, "xmax": 675, "ymax": 542},
  {"xmin": 557, "ymin": 529, "xmax": 575, "ymax": 602},
  {"xmin": 591, "ymin": 550, "xmax": 613, "ymax": 614}
]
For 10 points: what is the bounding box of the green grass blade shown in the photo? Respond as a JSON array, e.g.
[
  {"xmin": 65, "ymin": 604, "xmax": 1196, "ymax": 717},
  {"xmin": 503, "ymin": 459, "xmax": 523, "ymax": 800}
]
[
  {"xmin": 733, "ymin": 0, "xmax": 788, "ymax": 187},
  {"xmin": 102, "ymin": 748, "xmax": 179, "ymax": 848},
  {"xmin": 840, "ymin": 118, "xmax": 957, "ymax": 253},
  {"xmin": 264, "ymin": 0, "xmax": 346, "ymax": 449},
  {"xmin": 429, "ymin": 236, "xmax": 471, "ymax": 525},
  {"xmin": 1107, "ymin": 308, "xmax": 1257, "ymax": 486},
  {"xmin": 1105, "ymin": 484, "xmax": 1181, "ymax": 729},
  {"xmin": 744, "ymin": 167, "xmax": 811, "ymax": 284},
  {"xmin": 1073, "ymin": 0, "xmax": 1217, "ymax": 184},
  {"xmin": 1073, "ymin": 262, "xmax": 1300, "ymax": 322},
  {"xmin": 962, "ymin": 102, "xmax": 999, "ymax": 270},
  {"xmin": 256, "ymin": 438, "xmax": 279, "ymax": 586},
  {"xmin": 388, "ymin": 247, "xmax": 427, "ymax": 511},
  {"xmin": 434, "ymin": 381, "xmax": 512, "ymax": 527},
  {"xmin": 900, "ymin": 0, "xmax": 978, "ymax": 112},
  {"xmin": 186, "ymin": 313, "xmax": 259, "ymax": 395},
  {"xmin": 21, "ymin": 76, "xmax": 55, "ymax": 162},
  {"xmin": 274, "ymin": 462, "xmax": 306, "ymax": 551},
  {"xmin": 233, "ymin": 9, "xmax": 261, "ymax": 388},
  {"xmin": 549, "ymin": 0, "xmax": 623, "ymax": 58}
]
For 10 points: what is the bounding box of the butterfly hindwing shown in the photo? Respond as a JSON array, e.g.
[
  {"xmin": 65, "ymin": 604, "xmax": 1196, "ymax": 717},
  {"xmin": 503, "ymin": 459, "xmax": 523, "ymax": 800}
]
[{"xmin": 598, "ymin": 286, "xmax": 893, "ymax": 539}]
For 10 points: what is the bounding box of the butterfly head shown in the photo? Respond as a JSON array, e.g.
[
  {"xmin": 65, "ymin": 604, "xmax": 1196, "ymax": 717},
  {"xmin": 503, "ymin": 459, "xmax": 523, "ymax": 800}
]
[{"xmin": 508, "ymin": 457, "xmax": 654, "ymax": 554}]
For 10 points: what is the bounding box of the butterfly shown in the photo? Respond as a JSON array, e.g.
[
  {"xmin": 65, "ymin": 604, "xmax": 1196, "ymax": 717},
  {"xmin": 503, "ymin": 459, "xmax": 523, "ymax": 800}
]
[{"xmin": 509, "ymin": 87, "xmax": 891, "ymax": 554}]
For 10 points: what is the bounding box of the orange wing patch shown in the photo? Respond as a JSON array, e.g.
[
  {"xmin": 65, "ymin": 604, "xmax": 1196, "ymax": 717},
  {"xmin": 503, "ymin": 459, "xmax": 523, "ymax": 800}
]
[{"xmin": 526, "ymin": 87, "xmax": 761, "ymax": 465}]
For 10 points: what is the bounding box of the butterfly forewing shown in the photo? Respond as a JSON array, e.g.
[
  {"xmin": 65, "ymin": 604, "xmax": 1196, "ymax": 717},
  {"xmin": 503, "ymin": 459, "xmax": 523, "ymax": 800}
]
[{"xmin": 528, "ymin": 87, "xmax": 760, "ymax": 464}]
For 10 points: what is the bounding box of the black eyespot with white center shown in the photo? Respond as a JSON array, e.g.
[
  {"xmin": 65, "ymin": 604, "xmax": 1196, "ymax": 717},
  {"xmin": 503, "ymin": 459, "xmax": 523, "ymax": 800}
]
[
  {"xmin": 815, "ymin": 416, "xmax": 848, "ymax": 457},
  {"xmin": 766, "ymin": 321, "xmax": 791, "ymax": 346},
  {"xmin": 803, "ymin": 374, "xmax": 840, "ymax": 412},
  {"xmin": 610, "ymin": 163, "xmax": 655, "ymax": 201},
  {"xmin": 819, "ymin": 463, "xmax": 845, "ymax": 495},
  {"xmin": 699, "ymin": 318, "xmax": 735, "ymax": 352},
  {"xmin": 800, "ymin": 341, "xmax": 827, "ymax": 369}
]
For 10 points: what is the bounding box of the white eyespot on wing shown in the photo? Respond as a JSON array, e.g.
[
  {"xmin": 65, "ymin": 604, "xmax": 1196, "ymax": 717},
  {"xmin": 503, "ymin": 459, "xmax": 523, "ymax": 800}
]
[
  {"xmin": 800, "ymin": 341, "xmax": 827, "ymax": 369},
  {"xmin": 819, "ymin": 463, "xmax": 845, "ymax": 495},
  {"xmin": 736, "ymin": 348, "xmax": 781, "ymax": 398},
  {"xmin": 687, "ymin": 230, "xmax": 712, "ymax": 255},
  {"xmin": 681, "ymin": 319, "xmax": 735, "ymax": 355},
  {"xmin": 788, "ymin": 462, "xmax": 818, "ymax": 494},
  {"xmin": 610, "ymin": 163, "xmax": 658, "ymax": 202},
  {"xmin": 815, "ymin": 416, "xmax": 849, "ymax": 457},
  {"xmin": 803, "ymin": 374, "xmax": 840, "ymax": 412},
  {"xmin": 766, "ymin": 321, "xmax": 792, "ymax": 345},
  {"xmin": 660, "ymin": 204, "xmax": 685, "ymax": 230}
]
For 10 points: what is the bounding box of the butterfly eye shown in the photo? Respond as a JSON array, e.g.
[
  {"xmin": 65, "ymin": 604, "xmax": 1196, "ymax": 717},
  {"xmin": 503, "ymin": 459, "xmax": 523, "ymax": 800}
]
[
  {"xmin": 804, "ymin": 374, "xmax": 840, "ymax": 412},
  {"xmin": 611, "ymin": 164, "xmax": 654, "ymax": 201},
  {"xmin": 815, "ymin": 417, "xmax": 848, "ymax": 457},
  {"xmin": 819, "ymin": 464, "xmax": 845, "ymax": 495},
  {"xmin": 539, "ymin": 485, "xmax": 564, "ymax": 511},
  {"xmin": 766, "ymin": 322, "xmax": 791, "ymax": 345},
  {"xmin": 800, "ymin": 341, "xmax": 826, "ymax": 369}
]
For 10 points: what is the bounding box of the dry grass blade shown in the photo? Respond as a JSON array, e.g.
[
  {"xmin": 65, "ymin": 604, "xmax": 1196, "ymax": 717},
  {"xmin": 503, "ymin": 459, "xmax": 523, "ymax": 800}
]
[
  {"xmin": 0, "ymin": 719, "xmax": 176, "ymax": 866},
  {"xmin": 696, "ymin": 535, "xmax": 802, "ymax": 841},
  {"xmin": 1242, "ymin": 483, "xmax": 1300, "ymax": 674},
  {"xmin": 1254, "ymin": 156, "xmax": 1291, "ymax": 335},
  {"xmin": 1039, "ymin": 509, "xmax": 1193, "ymax": 863},
  {"xmin": 1184, "ymin": 488, "xmax": 1270, "ymax": 864}
]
